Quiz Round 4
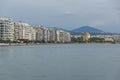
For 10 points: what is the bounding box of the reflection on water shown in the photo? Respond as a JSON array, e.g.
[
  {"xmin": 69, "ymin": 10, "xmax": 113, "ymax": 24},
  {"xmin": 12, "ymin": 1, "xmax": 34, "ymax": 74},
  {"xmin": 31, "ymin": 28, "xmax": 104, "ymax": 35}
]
[{"xmin": 0, "ymin": 44, "xmax": 120, "ymax": 80}]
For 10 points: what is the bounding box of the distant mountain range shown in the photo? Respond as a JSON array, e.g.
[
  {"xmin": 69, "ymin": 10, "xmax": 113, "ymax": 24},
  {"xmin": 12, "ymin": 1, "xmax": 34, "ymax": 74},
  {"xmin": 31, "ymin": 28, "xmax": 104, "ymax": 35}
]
[
  {"xmin": 71, "ymin": 26, "xmax": 104, "ymax": 33},
  {"xmin": 57, "ymin": 26, "xmax": 119, "ymax": 35}
]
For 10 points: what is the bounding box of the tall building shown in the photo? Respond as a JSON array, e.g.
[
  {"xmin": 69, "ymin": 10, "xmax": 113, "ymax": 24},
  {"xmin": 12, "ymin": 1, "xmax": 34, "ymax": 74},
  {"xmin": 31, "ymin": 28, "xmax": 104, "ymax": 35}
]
[
  {"xmin": 0, "ymin": 16, "xmax": 71, "ymax": 43},
  {"xmin": 43, "ymin": 27, "xmax": 49, "ymax": 42},
  {"xmin": 48, "ymin": 28, "xmax": 56, "ymax": 42},
  {"xmin": 56, "ymin": 30, "xmax": 71, "ymax": 43},
  {"xmin": 30, "ymin": 27, "xmax": 36, "ymax": 41},
  {"xmin": 34, "ymin": 26, "xmax": 44, "ymax": 42},
  {"xmin": 0, "ymin": 17, "xmax": 14, "ymax": 41},
  {"xmin": 35, "ymin": 27, "xmax": 57, "ymax": 43},
  {"xmin": 14, "ymin": 22, "xmax": 35, "ymax": 41},
  {"xmin": 63, "ymin": 31, "xmax": 71, "ymax": 42},
  {"xmin": 14, "ymin": 22, "xmax": 23, "ymax": 41}
]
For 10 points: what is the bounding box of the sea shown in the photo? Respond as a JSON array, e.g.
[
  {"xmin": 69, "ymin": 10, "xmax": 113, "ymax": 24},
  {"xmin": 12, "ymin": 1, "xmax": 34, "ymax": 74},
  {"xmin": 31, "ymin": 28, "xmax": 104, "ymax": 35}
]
[{"xmin": 0, "ymin": 44, "xmax": 120, "ymax": 80}]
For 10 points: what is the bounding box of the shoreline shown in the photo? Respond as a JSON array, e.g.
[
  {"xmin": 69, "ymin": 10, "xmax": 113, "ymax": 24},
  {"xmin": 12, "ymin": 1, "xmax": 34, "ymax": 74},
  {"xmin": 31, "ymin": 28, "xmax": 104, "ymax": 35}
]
[
  {"xmin": 0, "ymin": 42, "xmax": 119, "ymax": 46},
  {"xmin": 0, "ymin": 43, "xmax": 28, "ymax": 46}
]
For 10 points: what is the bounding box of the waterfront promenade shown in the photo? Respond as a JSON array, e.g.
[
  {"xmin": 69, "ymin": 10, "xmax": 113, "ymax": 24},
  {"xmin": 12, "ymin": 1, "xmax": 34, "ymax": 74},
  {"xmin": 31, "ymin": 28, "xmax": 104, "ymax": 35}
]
[
  {"xmin": 0, "ymin": 43, "xmax": 28, "ymax": 46},
  {"xmin": 0, "ymin": 43, "xmax": 10, "ymax": 46}
]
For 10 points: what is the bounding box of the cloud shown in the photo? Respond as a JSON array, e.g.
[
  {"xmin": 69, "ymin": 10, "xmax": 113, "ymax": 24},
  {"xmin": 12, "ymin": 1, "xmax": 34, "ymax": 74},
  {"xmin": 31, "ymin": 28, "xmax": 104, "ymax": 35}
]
[
  {"xmin": 63, "ymin": 11, "xmax": 75, "ymax": 15},
  {"xmin": 0, "ymin": 0, "xmax": 120, "ymax": 32}
]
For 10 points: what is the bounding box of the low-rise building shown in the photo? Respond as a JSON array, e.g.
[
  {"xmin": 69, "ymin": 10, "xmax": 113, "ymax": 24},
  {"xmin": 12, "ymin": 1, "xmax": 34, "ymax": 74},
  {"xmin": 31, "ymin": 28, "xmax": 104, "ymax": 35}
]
[
  {"xmin": 104, "ymin": 37, "xmax": 114, "ymax": 42},
  {"xmin": 91, "ymin": 35, "xmax": 114, "ymax": 42},
  {"xmin": 113, "ymin": 35, "xmax": 120, "ymax": 42}
]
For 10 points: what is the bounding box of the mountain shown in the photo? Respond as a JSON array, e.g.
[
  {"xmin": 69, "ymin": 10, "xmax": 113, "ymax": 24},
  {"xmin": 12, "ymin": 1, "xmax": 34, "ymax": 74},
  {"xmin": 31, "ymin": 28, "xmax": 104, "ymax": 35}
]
[
  {"xmin": 71, "ymin": 26, "xmax": 104, "ymax": 34},
  {"xmin": 50, "ymin": 26, "xmax": 119, "ymax": 35}
]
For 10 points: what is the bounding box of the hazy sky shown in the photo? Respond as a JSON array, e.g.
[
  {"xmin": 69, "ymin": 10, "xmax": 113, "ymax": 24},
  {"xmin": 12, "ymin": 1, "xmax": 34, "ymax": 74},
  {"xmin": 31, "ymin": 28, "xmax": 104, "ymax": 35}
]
[{"xmin": 0, "ymin": 0, "xmax": 120, "ymax": 32}]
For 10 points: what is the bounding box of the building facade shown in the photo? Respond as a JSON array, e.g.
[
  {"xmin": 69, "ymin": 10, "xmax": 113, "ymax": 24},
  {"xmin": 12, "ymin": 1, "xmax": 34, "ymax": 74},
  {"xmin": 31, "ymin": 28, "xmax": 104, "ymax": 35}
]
[
  {"xmin": 0, "ymin": 17, "xmax": 14, "ymax": 41},
  {"xmin": 14, "ymin": 22, "xmax": 36, "ymax": 41},
  {"xmin": 56, "ymin": 30, "xmax": 71, "ymax": 43},
  {"xmin": 0, "ymin": 16, "xmax": 71, "ymax": 43},
  {"xmin": 34, "ymin": 26, "xmax": 44, "ymax": 42},
  {"xmin": 48, "ymin": 28, "xmax": 56, "ymax": 42},
  {"xmin": 113, "ymin": 35, "xmax": 120, "ymax": 42},
  {"xmin": 83, "ymin": 32, "xmax": 91, "ymax": 41}
]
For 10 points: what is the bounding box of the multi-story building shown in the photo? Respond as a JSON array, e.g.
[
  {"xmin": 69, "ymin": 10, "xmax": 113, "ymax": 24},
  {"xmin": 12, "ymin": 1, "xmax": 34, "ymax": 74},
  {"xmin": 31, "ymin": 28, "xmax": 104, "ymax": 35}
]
[
  {"xmin": 0, "ymin": 16, "xmax": 71, "ymax": 43},
  {"xmin": 30, "ymin": 27, "xmax": 36, "ymax": 41},
  {"xmin": 113, "ymin": 35, "xmax": 120, "ymax": 42},
  {"xmin": 63, "ymin": 31, "xmax": 71, "ymax": 42},
  {"xmin": 34, "ymin": 26, "xmax": 44, "ymax": 42},
  {"xmin": 14, "ymin": 22, "xmax": 23, "ymax": 41},
  {"xmin": 56, "ymin": 30, "xmax": 63, "ymax": 43},
  {"xmin": 14, "ymin": 22, "xmax": 36, "ymax": 41},
  {"xmin": 43, "ymin": 27, "xmax": 50, "ymax": 43},
  {"xmin": 48, "ymin": 28, "xmax": 56, "ymax": 42},
  {"xmin": 56, "ymin": 30, "xmax": 71, "ymax": 43},
  {"xmin": 0, "ymin": 17, "xmax": 14, "ymax": 41}
]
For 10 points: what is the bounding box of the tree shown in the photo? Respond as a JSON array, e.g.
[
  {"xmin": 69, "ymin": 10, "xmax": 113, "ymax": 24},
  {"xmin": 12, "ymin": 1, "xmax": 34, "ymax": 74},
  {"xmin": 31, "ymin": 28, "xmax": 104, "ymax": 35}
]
[{"xmin": 89, "ymin": 37, "xmax": 105, "ymax": 43}]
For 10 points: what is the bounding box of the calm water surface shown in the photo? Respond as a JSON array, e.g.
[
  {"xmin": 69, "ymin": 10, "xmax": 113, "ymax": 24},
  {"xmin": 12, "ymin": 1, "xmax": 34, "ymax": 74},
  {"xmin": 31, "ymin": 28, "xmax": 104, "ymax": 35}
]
[{"xmin": 0, "ymin": 44, "xmax": 120, "ymax": 80}]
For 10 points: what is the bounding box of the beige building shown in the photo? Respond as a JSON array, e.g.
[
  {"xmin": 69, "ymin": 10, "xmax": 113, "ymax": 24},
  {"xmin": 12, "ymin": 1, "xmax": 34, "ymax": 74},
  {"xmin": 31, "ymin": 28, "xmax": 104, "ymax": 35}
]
[{"xmin": 83, "ymin": 32, "xmax": 91, "ymax": 41}]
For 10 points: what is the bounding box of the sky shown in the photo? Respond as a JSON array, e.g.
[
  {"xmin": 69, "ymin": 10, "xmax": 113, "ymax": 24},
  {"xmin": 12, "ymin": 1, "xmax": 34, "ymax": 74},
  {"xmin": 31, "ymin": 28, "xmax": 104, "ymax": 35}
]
[{"xmin": 0, "ymin": 0, "xmax": 120, "ymax": 32}]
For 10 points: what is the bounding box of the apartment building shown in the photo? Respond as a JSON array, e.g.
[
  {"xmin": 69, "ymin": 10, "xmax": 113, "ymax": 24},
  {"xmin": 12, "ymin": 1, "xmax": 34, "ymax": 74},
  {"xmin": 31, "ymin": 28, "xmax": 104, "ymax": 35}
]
[
  {"xmin": 0, "ymin": 17, "xmax": 14, "ymax": 41},
  {"xmin": 14, "ymin": 22, "xmax": 36, "ymax": 41},
  {"xmin": 0, "ymin": 16, "xmax": 71, "ymax": 43},
  {"xmin": 34, "ymin": 26, "xmax": 44, "ymax": 42},
  {"xmin": 48, "ymin": 28, "xmax": 56, "ymax": 42},
  {"xmin": 56, "ymin": 30, "xmax": 71, "ymax": 43}
]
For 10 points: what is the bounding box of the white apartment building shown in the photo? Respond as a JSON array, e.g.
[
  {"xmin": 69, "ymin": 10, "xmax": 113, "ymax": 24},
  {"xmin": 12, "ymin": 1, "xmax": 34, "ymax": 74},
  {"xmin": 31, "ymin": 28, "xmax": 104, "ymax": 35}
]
[
  {"xmin": 34, "ymin": 27, "xmax": 44, "ymax": 42},
  {"xmin": 43, "ymin": 27, "xmax": 50, "ymax": 43},
  {"xmin": 14, "ymin": 22, "xmax": 35, "ymax": 41},
  {"xmin": 30, "ymin": 27, "xmax": 36, "ymax": 41},
  {"xmin": 35, "ymin": 27, "xmax": 57, "ymax": 43},
  {"xmin": 48, "ymin": 28, "xmax": 56, "ymax": 42},
  {"xmin": 56, "ymin": 30, "xmax": 71, "ymax": 43},
  {"xmin": 0, "ymin": 17, "xmax": 14, "ymax": 41},
  {"xmin": 0, "ymin": 16, "xmax": 71, "ymax": 43}
]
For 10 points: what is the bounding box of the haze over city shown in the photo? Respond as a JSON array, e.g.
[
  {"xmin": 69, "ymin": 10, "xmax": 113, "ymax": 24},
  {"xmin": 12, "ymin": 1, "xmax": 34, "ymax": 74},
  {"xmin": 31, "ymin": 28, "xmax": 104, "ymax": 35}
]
[{"xmin": 0, "ymin": 0, "xmax": 120, "ymax": 32}]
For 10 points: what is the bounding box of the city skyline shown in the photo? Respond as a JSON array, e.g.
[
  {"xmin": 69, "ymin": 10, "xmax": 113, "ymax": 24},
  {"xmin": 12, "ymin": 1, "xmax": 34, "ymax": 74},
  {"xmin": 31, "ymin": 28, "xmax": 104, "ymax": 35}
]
[
  {"xmin": 0, "ymin": 16, "xmax": 71, "ymax": 42},
  {"xmin": 0, "ymin": 0, "xmax": 120, "ymax": 33}
]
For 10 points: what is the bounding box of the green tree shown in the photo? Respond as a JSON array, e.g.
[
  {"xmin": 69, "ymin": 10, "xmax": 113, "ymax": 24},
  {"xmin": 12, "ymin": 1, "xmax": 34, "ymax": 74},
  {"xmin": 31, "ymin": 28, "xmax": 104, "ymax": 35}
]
[{"xmin": 89, "ymin": 37, "xmax": 105, "ymax": 43}]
